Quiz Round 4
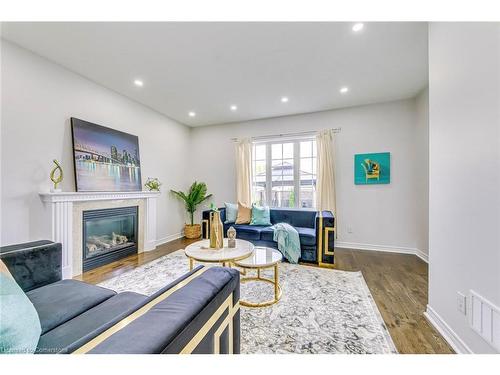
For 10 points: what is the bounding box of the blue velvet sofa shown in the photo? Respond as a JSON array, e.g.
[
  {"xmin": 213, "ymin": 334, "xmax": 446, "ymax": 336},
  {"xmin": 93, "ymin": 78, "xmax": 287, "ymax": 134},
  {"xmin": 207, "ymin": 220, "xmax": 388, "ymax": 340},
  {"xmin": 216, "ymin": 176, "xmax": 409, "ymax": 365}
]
[
  {"xmin": 202, "ymin": 208, "xmax": 335, "ymax": 267},
  {"xmin": 0, "ymin": 240, "xmax": 240, "ymax": 354}
]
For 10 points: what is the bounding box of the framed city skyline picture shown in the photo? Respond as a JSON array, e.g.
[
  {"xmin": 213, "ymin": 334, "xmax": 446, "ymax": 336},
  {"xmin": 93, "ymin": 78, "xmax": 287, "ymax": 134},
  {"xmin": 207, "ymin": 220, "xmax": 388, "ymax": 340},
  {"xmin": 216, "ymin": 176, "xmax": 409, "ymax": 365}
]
[
  {"xmin": 354, "ymin": 152, "xmax": 391, "ymax": 185},
  {"xmin": 71, "ymin": 118, "xmax": 142, "ymax": 192}
]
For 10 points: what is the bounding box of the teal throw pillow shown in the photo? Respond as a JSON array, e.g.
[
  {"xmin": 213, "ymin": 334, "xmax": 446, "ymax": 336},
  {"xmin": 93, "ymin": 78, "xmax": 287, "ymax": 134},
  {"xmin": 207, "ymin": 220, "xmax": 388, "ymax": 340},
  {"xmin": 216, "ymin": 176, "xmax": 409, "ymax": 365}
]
[
  {"xmin": 224, "ymin": 202, "xmax": 238, "ymax": 224},
  {"xmin": 0, "ymin": 271, "xmax": 42, "ymax": 354},
  {"xmin": 250, "ymin": 204, "xmax": 272, "ymax": 226}
]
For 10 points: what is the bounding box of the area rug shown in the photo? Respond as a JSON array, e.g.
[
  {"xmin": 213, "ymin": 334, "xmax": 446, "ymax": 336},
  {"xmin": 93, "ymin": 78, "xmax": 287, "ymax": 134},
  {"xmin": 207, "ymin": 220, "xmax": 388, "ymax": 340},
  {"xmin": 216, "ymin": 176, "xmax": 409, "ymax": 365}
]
[{"xmin": 98, "ymin": 249, "xmax": 397, "ymax": 354}]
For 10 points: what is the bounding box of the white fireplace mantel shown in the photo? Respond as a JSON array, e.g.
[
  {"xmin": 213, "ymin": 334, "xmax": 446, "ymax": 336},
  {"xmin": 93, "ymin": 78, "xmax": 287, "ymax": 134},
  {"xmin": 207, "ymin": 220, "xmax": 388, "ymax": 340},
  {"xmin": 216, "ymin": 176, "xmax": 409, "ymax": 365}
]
[
  {"xmin": 40, "ymin": 190, "xmax": 160, "ymax": 203},
  {"xmin": 39, "ymin": 191, "xmax": 160, "ymax": 279}
]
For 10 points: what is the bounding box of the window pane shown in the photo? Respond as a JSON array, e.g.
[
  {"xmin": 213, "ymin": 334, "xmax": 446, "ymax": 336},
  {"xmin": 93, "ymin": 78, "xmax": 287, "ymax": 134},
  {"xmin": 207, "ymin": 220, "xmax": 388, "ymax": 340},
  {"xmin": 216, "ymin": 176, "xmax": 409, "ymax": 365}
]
[
  {"xmin": 255, "ymin": 144, "xmax": 266, "ymax": 160},
  {"xmin": 300, "ymin": 148, "xmax": 317, "ymax": 209},
  {"xmin": 271, "ymin": 143, "xmax": 282, "ymax": 159},
  {"xmin": 252, "ymin": 156, "xmax": 267, "ymax": 205},
  {"xmin": 253, "ymin": 186, "xmax": 266, "ymax": 206},
  {"xmin": 271, "ymin": 185, "xmax": 295, "ymax": 208},
  {"xmin": 299, "ymin": 185, "xmax": 315, "ymax": 208},
  {"xmin": 283, "ymin": 143, "xmax": 294, "ymax": 158},
  {"xmin": 282, "ymin": 159, "xmax": 294, "ymax": 181},
  {"xmin": 300, "ymin": 141, "xmax": 312, "ymax": 158},
  {"xmin": 271, "ymin": 160, "xmax": 283, "ymax": 180},
  {"xmin": 252, "ymin": 144, "xmax": 267, "ymax": 205},
  {"xmin": 312, "ymin": 141, "xmax": 317, "ymax": 157},
  {"xmin": 300, "ymin": 157, "xmax": 313, "ymax": 177},
  {"xmin": 255, "ymin": 160, "xmax": 266, "ymax": 181}
]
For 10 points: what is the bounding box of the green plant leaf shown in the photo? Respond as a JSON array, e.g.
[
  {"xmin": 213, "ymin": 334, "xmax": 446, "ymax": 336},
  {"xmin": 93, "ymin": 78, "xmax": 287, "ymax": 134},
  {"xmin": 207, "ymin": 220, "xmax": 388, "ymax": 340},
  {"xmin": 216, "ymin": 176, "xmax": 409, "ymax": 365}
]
[{"xmin": 170, "ymin": 182, "xmax": 212, "ymax": 224}]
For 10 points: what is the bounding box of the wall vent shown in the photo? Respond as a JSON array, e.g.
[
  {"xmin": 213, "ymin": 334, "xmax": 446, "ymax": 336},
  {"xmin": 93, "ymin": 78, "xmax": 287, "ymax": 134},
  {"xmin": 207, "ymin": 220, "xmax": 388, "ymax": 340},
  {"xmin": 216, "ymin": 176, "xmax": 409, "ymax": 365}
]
[{"xmin": 470, "ymin": 290, "xmax": 500, "ymax": 352}]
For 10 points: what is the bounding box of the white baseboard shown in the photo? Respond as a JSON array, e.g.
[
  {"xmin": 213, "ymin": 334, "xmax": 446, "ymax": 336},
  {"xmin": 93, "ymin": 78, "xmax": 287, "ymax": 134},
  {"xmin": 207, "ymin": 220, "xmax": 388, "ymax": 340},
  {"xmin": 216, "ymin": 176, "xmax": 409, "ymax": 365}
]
[
  {"xmin": 415, "ymin": 248, "xmax": 429, "ymax": 263},
  {"xmin": 424, "ymin": 305, "xmax": 473, "ymax": 354},
  {"xmin": 62, "ymin": 265, "xmax": 73, "ymax": 280},
  {"xmin": 335, "ymin": 241, "xmax": 428, "ymax": 263},
  {"xmin": 155, "ymin": 232, "xmax": 184, "ymax": 247}
]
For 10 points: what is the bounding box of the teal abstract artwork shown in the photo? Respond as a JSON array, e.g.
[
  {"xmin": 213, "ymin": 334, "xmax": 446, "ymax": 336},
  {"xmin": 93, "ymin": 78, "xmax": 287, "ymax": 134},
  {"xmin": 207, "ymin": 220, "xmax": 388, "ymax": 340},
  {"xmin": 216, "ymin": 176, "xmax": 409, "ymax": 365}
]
[{"xmin": 354, "ymin": 152, "xmax": 390, "ymax": 185}]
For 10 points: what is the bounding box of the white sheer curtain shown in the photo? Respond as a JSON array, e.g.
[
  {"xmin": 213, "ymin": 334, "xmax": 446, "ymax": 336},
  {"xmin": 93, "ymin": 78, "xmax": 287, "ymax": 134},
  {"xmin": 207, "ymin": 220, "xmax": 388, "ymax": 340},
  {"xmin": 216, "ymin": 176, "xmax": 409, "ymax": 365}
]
[
  {"xmin": 316, "ymin": 130, "xmax": 337, "ymax": 217},
  {"xmin": 235, "ymin": 138, "xmax": 253, "ymax": 206}
]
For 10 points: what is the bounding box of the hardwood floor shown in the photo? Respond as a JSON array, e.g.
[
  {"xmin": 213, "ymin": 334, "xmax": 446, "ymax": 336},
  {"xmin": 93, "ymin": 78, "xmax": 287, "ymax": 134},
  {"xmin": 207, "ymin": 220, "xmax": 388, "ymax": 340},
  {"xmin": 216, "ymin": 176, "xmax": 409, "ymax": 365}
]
[
  {"xmin": 333, "ymin": 248, "xmax": 453, "ymax": 354},
  {"xmin": 77, "ymin": 237, "xmax": 454, "ymax": 354},
  {"xmin": 75, "ymin": 237, "xmax": 193, "ymax": 285}
]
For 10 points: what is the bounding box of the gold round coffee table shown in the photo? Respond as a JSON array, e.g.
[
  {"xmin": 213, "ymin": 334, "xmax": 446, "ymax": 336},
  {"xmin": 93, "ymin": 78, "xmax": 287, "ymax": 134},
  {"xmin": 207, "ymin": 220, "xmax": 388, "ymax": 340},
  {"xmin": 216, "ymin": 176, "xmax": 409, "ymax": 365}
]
[
  {"xmin": 184, "ymin": 238, "xmax": 254, "ymax": 271},
  {"xmin": 234, "ymin": 247, "xmax": 283, "ymax": 308}
]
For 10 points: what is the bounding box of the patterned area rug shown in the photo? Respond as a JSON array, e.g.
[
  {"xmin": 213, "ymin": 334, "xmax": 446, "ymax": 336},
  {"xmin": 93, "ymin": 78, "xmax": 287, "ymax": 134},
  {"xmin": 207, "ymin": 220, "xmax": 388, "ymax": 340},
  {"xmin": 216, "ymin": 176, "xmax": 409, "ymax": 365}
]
[{"xmin": 98, "ymin": 249, "xmax": 397, "ymax": 354}]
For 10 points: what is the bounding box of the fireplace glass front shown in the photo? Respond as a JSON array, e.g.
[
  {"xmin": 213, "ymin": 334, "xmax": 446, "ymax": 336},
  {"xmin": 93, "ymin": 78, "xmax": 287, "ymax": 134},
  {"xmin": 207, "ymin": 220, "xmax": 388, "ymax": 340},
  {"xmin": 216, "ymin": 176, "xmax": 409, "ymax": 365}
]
[{"xmin": 82, "ymin": 206, "xmax": 138, "ymax": 272}]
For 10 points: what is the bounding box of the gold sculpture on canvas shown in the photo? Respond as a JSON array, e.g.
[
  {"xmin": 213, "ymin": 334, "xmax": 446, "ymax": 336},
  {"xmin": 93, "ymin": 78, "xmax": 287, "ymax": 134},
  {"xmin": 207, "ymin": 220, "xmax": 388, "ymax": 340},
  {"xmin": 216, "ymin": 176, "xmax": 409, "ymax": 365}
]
[
  {"xmin": 209, "ymin": 210, "xmax": 224, "ymax": 249},
  {"xmin": 50, "ymin": 159, "xmax": 63, "ymax": 192}
]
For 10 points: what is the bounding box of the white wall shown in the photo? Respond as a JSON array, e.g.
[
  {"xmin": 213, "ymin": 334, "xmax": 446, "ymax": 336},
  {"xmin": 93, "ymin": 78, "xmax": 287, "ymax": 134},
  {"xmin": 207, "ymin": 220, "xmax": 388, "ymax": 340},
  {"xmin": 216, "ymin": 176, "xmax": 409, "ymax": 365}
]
[
  {"xmin": 0, "ymin": 40, "xmax": 431, "ymax": 262},
  {"xmin": 415, "ymin": 88, "xmax": 429, "ymax": 259},
  {"xmin": 1, "ymin": 41, "xmax": 191, "ymax": 246},
  {"xmin": 190, "ymin": 98, "xmax": 428, "ymax": 254},
  {"xmin": 428, "ymin": 23, "xmax": 500, "ymax": 353}
]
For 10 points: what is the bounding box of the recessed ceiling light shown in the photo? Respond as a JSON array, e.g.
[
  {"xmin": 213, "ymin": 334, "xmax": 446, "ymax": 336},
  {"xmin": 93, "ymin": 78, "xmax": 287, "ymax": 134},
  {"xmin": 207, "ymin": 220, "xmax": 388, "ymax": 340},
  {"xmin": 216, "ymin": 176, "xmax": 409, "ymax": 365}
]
[
  {"xmin": 230, "ymin": 105, "xmax": 238, "ymax": 111},
  {"xmin": 188, "ymin": 111, "xmax": 196, "ymax": 117},
  {"xmin": 352, "ymin": 23, "xmax": 364, "ymax": 32},
  {"xmin": 340, "ymin": 87, "xmax": 349, "ymax": 94},
  {"xmin": 133, "ymin": 79, "xmax": 144, "ymax": 87},
  {"xmin": 281, "ymin": 97, "xmax": 289, "ymax": 103}
]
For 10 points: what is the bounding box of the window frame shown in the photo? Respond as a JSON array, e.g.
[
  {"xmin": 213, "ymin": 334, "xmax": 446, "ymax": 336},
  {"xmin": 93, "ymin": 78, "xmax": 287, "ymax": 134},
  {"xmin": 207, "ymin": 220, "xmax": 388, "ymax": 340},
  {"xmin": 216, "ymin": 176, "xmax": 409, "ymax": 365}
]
[{"xmin": 252, "ymin": 137, "xmax": 317, "ymax": 209}]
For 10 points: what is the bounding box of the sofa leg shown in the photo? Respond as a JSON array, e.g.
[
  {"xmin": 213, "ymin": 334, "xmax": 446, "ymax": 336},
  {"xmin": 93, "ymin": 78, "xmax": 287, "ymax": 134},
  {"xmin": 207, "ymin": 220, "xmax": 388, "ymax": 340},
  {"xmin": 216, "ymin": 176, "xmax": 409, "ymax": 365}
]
[{"xmin": 318, "ymin": 262, "xmax": 336, "ymax": 269}]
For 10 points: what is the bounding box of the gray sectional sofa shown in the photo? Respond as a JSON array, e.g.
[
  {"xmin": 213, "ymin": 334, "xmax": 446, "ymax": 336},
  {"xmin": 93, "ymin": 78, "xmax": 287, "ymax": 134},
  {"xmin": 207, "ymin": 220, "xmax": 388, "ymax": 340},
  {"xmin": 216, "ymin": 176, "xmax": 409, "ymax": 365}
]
[{"xmin": 0, "ymin": 241, "xmax": 240, "ymax": 354}]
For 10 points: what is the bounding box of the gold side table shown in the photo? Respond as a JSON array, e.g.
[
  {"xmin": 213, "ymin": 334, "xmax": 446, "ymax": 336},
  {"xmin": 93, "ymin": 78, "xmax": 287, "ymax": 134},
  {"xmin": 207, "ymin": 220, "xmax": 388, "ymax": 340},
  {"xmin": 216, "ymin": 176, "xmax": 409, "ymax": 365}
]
[{"xmin": 233, "ymin": 247, "xmax": 283, "ymax": 308}]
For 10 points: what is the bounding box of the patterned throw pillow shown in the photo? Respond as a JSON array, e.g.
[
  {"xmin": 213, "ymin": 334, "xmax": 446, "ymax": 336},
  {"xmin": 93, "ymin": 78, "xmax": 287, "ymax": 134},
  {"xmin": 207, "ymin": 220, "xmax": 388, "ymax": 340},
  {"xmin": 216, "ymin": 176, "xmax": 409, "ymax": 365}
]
[
  {"xmin": 224, "ymin": 202, "xmax": 238, "ymax": 224},
  {"xmin": 235, "ymin": 201, "xmax": 252, "ymax": 224},
  {"xmin": 0, "ymin": 260, "xmax": 42, "ymax": 354},
  {"xmin": 250, "ymin": 204, "xmax": 272, "ymax": 226}
]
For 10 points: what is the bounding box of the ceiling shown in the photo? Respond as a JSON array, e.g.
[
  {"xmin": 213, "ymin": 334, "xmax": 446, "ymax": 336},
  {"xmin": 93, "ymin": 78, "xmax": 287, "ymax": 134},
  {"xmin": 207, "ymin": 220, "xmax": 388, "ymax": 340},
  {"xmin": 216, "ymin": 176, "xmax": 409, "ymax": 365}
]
[{"xmin": 1, "ymin": 22, "xmax": 428, "ymax": 127}]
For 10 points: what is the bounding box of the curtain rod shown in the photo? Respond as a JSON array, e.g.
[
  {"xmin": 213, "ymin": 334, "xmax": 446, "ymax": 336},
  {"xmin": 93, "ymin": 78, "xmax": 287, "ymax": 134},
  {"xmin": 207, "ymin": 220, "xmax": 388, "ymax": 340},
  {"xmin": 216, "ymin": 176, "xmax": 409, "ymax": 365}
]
[{"xmin": 231, "ymin": 128, "xmax": 341, "ymax": 142}]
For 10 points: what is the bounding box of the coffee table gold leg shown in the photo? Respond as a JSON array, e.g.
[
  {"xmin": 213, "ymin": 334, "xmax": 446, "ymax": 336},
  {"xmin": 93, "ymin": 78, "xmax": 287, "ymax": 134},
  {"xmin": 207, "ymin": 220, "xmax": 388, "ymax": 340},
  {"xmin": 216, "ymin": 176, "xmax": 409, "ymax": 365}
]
[
  {"xmin": 274, "ymin": 264, "xmax": 279, "ymax": 302},
  {"xmin": 189, "ymin": 258, "xmax": 194, "ymax": 271},
  {"xmin": 239, "ymin": 265, "xmax": 282, "ymax": 308}
]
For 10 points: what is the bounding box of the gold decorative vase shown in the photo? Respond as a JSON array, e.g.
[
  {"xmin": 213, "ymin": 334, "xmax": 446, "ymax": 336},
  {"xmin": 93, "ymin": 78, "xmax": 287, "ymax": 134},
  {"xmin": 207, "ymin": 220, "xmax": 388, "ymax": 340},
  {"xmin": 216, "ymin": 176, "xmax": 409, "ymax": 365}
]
[{"xmin": 209, "ymin": 211, "xmax": 224, "ymax": 249}]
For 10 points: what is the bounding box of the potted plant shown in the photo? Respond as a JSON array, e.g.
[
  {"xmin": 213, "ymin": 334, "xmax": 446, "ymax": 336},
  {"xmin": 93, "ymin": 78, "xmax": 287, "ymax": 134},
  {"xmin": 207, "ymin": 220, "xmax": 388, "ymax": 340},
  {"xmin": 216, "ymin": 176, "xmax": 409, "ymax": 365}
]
[{"xmin": 171, "ymin": 182, "xmax": 213, "ymax": 239}]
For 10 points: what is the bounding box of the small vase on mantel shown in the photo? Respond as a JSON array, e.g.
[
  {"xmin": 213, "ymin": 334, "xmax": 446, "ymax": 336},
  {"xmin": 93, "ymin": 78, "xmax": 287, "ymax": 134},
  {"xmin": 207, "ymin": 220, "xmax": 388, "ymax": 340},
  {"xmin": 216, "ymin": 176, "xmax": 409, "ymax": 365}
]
[{"xmin": 209, "ymin": 210, "xmax": 224, "ymax": 249}]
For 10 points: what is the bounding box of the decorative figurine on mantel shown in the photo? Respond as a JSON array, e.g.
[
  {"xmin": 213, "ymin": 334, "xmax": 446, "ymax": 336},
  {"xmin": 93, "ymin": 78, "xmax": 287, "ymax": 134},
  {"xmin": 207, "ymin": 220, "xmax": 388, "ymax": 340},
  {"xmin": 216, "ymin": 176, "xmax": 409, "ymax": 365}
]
[
  {"xmin": 145, "ymin": 177, "xmax": 161, "ymax": 191},
  {"xmin": 50, "ymin": 159, "xmax": 63, "ymax": 192},
  {"xmin": 227, "ymin": 226, "xmax": 236, "ymax": 248}
]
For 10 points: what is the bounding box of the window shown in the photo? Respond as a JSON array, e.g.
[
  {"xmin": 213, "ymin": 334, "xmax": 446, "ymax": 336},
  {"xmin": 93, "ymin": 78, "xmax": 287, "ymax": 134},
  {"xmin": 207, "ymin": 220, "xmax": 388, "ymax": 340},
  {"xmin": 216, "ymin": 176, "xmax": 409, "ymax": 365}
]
[
  {"xmin": 299, "ymin": 139, "xmax": 317, "ymax": 208},
  {"xmin": 252, "ymin": 138, "xmax": 317, "ymax": 208}
]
